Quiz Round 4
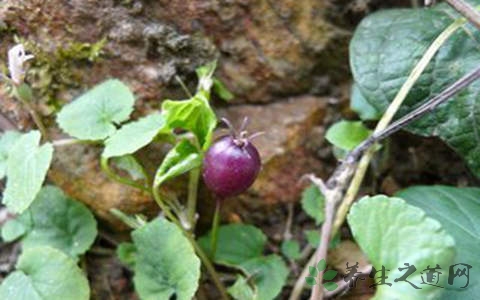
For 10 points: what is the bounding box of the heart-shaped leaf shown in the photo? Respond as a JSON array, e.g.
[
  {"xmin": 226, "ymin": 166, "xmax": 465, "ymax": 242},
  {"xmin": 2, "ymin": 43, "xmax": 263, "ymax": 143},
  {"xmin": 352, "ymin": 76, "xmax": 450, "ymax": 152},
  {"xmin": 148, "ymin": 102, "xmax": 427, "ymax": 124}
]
[
  {"xmin": 132, "ymin": 218, "xmax": 201, "ymax": 300},
  {"xmin": 350, "ymin": 2, "xmax": 480, "ymax": 176},
  {"xmin": 348, "ymin": 195, "xmax": 456, "ymax": 300},
  {"xmin": 57, "ymin": 79, "xmax": 135, "ymax": 141},
  {"xmin": 3, "ymin": 131, "xmax": 53, "ymax": 214},
  {"xmin": 325, "ymin": 120, "xmax": 371, "ymax": 151},
  {"xmin": 103, "ymin": 113, "xmax": 166, "ymax": 158},
  {"xmin": 396, "ymin": 185, "xmax": 480, "ymax": 299},
  {"xmin": 281, "ymin": 240, "xmax": 301, "ymax": 260},
  {"xmin": 301, "ymin": 185, "xmax": 325, "ymax": 225},
  {"xmin": 0, "ymin": 130, "xmax": 22, "ymax": 179},
  {"xmin": 1, "ymin": 186, "xmax": 97, "ymax": 258},
  {"xmin": 0, "ymin": 247, "xmax": 89, "ymax": 300},
  {"xmin": 228, "ymin": 275, "xmax": 257, "ymax": 300},
  {"xmin": 198, "ymin": 224, "xmax": 267, "ymax": 266},
  {"xmin": 239, "ymin": 255, "xmax": 288, "ymax": 300}
]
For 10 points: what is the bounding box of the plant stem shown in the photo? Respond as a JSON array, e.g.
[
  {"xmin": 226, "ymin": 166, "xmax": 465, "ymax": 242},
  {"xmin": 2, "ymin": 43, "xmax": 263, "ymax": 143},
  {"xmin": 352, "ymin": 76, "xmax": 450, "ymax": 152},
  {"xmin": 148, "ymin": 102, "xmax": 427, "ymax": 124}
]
[
  {"xmin": 13, "ymin": 87, "xmax": 48, "ymax": 139},
  {"xmin": 210, "ymin": 199, "xmax": 221, "ymax": 259},
  {"xmin": 109, "ymin": 208, "xmax": 142, "ymax": 229},
  {"xmin": 187, "ymin": 167, "xmax": 200, "ymax": 229},
  {"xmin": 446, "ymin": 0, "xmax": 480, "ymax": 30},
  {"xmin": 100, "ymin": 157, "xmax": 150, "ymax": 193},
  {"xmin": 186, "ymin": 233, "xmax": 230, "ymax": 300}
]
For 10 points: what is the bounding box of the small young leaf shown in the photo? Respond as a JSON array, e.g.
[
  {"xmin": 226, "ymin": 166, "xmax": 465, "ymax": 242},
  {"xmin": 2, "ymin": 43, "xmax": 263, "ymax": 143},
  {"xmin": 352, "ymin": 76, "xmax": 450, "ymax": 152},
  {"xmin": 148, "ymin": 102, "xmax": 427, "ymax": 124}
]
[
  {"xmin": 281, "ymin": 240, "xmax": 301, "ymax": 260},
  {"xmin": 322, "ymin": 270, "xmax": 338, "ymax": 281},
  {"xmin": 103, "ymin": 113, "xmax": 166, "ymax": 158},
  {"xmin": 323, "ymin": 282, "xmax": 338, "ymax": 292},
  {"xmin": 239, "ymin": 255, "xmax": 288, "ymax": 300},
  {"xmin": 132, "ymin": 218, "xmax": 201, "ymax": 300},
  {"xmin": 5, "ymin": 186, "xmax": 97, "ymax": 258},
  {"xmin": 162, "ymin": 91, "xmax": 217, "ymax": 149},
  {"xmin": 112, "ymin": 155, "xmax": 146, "ymax": 181},
  {"xmin": 3, "ymin": 131, "xmax": 53, "ymax": 214},
  {"xmin": 1, "ymin": 218, "xmax": 28, "ymax": 242},
  {"xmin": 0, "ymin": 247, "xmax": 90, "ymax": 300},
  {"xmin": 305, "ymin": 276, "xmax": 317, "ymax": 287},
  {"xmin": 153, "ymin": 140, "xmax": 201, "ymax": 187},
  {"xmin": 57, "ymin": 79, "xmax": 135, "ymax": 141},
  {"xmin": 228, "ymin": 275, "xmax": 257, "ymax": 300},
  {"xmin": 117, "ymin": 242, "xmax": 136, "ymax": 268},
  {"xmin": 325, "ymin": 120, "xmax": 371, "ymax": 151},
  {"xmin": 0, "ymin": 130, "xmax": 22, "ymax": 179},
  {"xmin": 213, "ymin": 77, "xmax": 234, "ymax": 101},
  {"xmin": 198, "ymin": 224, "xmax": 267, "ymax": 266},
  {"xmin": 308, "ymin": 266, "xmax": 318, "ymax": 277},
  {"xmin": 348, "ymin": 195, "xmax": 455, "ymax": 300},
  {"xmin": 316, "ymin": 259, "xmax": 326, "ymax": 272},
  {"xmin": 301, "ymin": 185, "xmax": 325, "ymax": 225}
]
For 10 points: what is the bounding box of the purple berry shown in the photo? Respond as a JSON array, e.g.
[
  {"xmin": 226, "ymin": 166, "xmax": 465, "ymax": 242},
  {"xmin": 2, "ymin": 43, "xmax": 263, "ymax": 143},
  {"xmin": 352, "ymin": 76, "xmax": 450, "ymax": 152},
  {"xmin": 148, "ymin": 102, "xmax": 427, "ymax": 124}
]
[{"xmin": 202, "ymin": 119, "xmax": 262, "ymax": 199}]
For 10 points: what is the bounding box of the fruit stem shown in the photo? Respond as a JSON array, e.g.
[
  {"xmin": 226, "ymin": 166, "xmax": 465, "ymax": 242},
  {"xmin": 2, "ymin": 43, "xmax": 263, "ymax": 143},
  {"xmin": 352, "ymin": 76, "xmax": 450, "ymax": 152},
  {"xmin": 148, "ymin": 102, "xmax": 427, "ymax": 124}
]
[
  {"xmin": 186, "ymin": 167, "xmax": 200, "ymax": 230},
  {"xmin": 210, "ymin": 199, "xmax": 221, "ymax": 259}
]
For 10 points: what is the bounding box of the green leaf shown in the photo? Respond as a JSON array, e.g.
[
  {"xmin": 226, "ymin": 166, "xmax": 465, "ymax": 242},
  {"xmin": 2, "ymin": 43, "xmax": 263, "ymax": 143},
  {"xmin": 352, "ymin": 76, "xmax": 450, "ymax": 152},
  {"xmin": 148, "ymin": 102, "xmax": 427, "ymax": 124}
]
[
  {"xmin": 239, "ymin": 255, "xmax": 288, "ymax": 300},
  {"xmin": 213, "ymin": 78, "xmax": 234, "ymax": 101},
  {"xmin": 5, "ymin": 186, "xmax": 97, "ymax": 258},
  {"xmin": 57, "ymin": 79, "xmax": 135, "ymax": 140},
  {"xmin": 3, "ymin": 131, "xmax": 53, "ymax": 214},
  {"xmin": 103, "ymin": 113, "xmax": 166, "ymax": 158},
  {"xmin": 198, "ymin": 224, "xmax": 267, "ymax": 266},
  {"xmin": 228, "ymin": 275, "xmax": 257, "ymax": 300},
  {"xmin": 301, "ymin": 185, "xmax": 325, "ymax": 225},
  {"xmin": 117, "ymin": 242, "xmax": 137, "ymax": 268},
  {"xmin": 132, "ymin": 218, "xmax": 201, "ymax": 300},
  {"xmin": 112, "ymin": 155, "xmax": 147, "ymax": 180},
  {"xmin": 322, "ymin": 270, "xmax": 338, "ymax": 281},
  {"xmin": 308, "ymin": 266, "xmax": 318, "ymax": 277},
  {"xmin": 350, "ymin": 2, "xmax": 480, "ymax": 176},
  {"xmin": 347, "ymin": 195, "xmax": 456, "ymax": 300},
  {"xmin": 325, "ymin": 120, "xmax": 371, "ymax": 151},
  {"xmin": 396, "ymin": 185, "xmax": 480, "ymax": 299},
  {"xmin": 350, "ymin": 84, "xmax": 381, "ymax": 121},
  {"xmin": 323, "ymin": 282, "xmax": 338, "ymax": 292},
  {"xmin": 305, "ymin": 276, "xmax": 317, "ymax": 287},
  {"xmin": 153, "ymin": 140, "xmax": 201, "ymax": 187},
  {"xmin": 0, "ymin": 130, "xmax": 22, "ymax": 179},
  {"xmin": 317, "ymin": 259, "xmax": 326, "ymax": 272},
  {"xmin": 0, "ymin": 247, "xmax": 89, "ymax": 300},
  {"xmin": 281, "ymin": 240, "xmax": 301, "ymax": 260},
  {"xmin": 162, "ymin": 91, "xmax": 217, "ymax": 149},
  {"xmin": 1, "ymin": 218, "xmax": 28, "ymax": 242}
]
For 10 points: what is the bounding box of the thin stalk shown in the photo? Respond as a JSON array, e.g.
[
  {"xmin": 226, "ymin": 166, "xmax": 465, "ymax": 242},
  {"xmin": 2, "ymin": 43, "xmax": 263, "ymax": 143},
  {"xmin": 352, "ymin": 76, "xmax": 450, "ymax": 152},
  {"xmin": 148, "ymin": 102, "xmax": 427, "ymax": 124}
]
[
  {"xmin": 100, "ymin": 157, "xmax": 150, "ymax": 193},
  {"xmin": 331, "ymin": 18, "xmax": 465, "ymax": 236},
  {"xmin": 446, "ymin": 0, "xmax": 480, "ymax": 30},
  {"xmin": 13, "ymin": 87, "xmax": 48, "ymax": 139},
  {"xmin": 210, "ymin": 199, "xmax": 221, "ymax": 259},
  {"xmin": 152, "ymin": 187, "xmax": 229, "ymax": 299},
  {"xmin": 109, "ymin": 208, "xmax": 142, "ymax": 229},
  {"xmin": 175, "ymin": 75, "xmax": 193, "ymax": 98},
  {"xmin": 186, "ymin": 233, "xmax": 230, "ymax": 300},
  {"xmin": 186, "ymin": 167, "xmax": 201, "ymax": 229}
]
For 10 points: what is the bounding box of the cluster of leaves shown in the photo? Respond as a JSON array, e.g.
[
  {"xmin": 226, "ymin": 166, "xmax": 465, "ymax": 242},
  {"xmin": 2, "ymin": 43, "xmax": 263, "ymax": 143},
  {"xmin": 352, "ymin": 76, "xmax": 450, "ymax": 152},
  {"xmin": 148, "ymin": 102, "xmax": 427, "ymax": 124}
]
[
  {"xmin": 312, "ymin": 2, "xmax": 480, "ymax": 299},
  {"xmin": 0, "ymin": 59, "xmax": 289, "ymax": 300}
]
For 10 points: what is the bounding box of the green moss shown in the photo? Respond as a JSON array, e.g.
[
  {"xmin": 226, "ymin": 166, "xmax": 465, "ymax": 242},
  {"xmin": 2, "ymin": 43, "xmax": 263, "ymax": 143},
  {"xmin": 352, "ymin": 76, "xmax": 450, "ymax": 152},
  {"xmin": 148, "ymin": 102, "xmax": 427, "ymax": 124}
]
[{"xmin": 16, "ymin": 37, "xmax": 106, "ymax": 111}]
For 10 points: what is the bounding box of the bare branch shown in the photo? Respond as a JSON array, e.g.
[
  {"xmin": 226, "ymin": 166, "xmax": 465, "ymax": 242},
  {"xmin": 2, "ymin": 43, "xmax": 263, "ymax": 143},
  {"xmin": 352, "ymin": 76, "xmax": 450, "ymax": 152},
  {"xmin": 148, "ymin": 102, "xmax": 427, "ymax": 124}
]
[{"xmin": 445, "ymin": 0, "xmax": 480, "ymax": 30}]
